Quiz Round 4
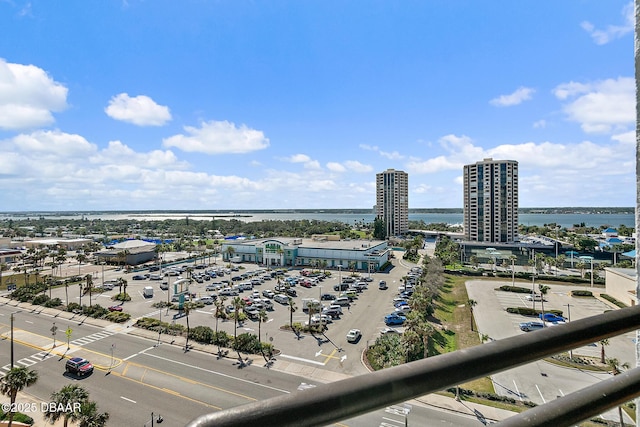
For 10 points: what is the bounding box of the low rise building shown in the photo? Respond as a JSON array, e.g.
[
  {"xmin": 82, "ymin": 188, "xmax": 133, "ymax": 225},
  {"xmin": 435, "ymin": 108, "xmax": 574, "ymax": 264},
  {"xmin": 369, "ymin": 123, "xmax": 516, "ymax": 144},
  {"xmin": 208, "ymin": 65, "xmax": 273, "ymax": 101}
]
[{"xmin": 221, "ymin": 237, "xmax": 389, "ymax": 271}]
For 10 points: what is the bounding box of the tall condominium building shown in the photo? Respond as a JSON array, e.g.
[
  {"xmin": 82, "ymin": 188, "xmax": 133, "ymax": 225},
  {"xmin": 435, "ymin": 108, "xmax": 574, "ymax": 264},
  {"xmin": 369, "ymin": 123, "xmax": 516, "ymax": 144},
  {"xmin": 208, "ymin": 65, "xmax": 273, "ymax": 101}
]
[
  {"xmin": 375, "ymin": 169, "xmax": 409, "ymax": 238},
  {"xmin": 463, "ymin": 158, "xmax": 519, "ymax": 243}
]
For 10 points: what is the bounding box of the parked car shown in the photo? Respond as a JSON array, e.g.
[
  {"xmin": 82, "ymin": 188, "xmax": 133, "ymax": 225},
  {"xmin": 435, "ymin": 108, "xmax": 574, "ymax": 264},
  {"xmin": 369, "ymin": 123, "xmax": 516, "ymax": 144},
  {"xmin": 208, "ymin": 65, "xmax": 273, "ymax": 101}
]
[
  {"xmin": 385, "ymin": 313, "xmax": 406, "ymax": 326},
  {"xmin": 108, "ymin": 305, "xmax": 123, "ymax": 312},
  {"xmin": 380, "ymin": 327, "xmax": 400, "ymax": 335},
  {"xmin": 378, "ymin": 280, "xmax": 387, "ymax": 290},
  {"xmin": 285, "ymin": 288, "xmax": 297, "ymax": 297},
  {"xmin": 262, "ymin": 290, "xmax": 275, "ymax": 299},
  {"xmin": 199, "ymin": 296, "xmax": 215, "ymax": 305},
  {"xmin": 539, "ymin": 313, "xmax": 566, "ymax": 324},
  {"xmin": 274, "ymin": 294, "xmax": 289, "ymax": 304},
  {"xmin": 519, "ymin": 321, "xmax": 544, "ymax": 332},
  {"xmin": 320, "ymin": 293, "xmax": 336, "ymax": 301},
  {"xmin": 395, "ymin": 305, "xmax": 412, "ymax": 314},
  {"xmin": 525, "ymin": 293, "xmax": 544, "ymax": 302},
  {"xmin": 65, "ymin": 357, "xmax": 94, "ymax": 376},
  {"xmin": 346, "ymin": 329, "xmax": 362, "ymax": 343},
  {"xmin": 159, "ymin": 281, "xmax": 169, "ymax": 290},
  {"xmin": 333, "ymin": 297, "xmax": 350, "ymax": 306},
  {"xmin": 219, "ymin": 288, "xmax": 238, "ymax": 296},
  {"xmin": 333, "ymin": 283, "xmax": 350, "ymax": 291}
]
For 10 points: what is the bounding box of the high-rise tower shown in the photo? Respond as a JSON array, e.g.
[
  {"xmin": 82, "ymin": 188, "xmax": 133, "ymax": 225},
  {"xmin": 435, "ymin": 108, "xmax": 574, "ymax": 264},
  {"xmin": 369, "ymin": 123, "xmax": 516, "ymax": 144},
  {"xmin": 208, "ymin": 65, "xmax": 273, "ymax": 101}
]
[
  {"xmin": 463, "ymin": 158, "xmax": 518, "ymax": 243},
  {"xmin": 375, "ymin": 169, "xmax": 409, "ymax": 238}
]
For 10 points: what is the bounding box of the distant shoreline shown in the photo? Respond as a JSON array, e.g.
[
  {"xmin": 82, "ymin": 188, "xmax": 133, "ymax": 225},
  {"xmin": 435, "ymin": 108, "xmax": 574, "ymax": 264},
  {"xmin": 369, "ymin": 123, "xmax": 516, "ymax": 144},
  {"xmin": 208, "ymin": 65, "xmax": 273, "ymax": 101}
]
[{"xmin": 0, "ymin": 207, "xmax": 634, "ymax": 217}]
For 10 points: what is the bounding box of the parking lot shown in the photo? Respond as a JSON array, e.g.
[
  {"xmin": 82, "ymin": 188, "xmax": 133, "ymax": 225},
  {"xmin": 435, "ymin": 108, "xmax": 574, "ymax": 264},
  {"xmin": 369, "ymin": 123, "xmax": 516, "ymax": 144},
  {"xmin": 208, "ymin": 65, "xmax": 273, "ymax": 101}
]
[
  {"xmin": 43, "ymin": 256, "xmax": 414, "ymax": 376},
  {"xmin": 466, "ymin": 279, "xmax": 634, "ymax": 361}
]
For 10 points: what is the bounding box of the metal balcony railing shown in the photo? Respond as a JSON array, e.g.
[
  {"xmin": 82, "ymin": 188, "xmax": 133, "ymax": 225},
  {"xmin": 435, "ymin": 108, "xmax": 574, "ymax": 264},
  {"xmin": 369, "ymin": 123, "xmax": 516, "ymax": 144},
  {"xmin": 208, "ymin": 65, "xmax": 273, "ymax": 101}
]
[{"xmin": 185, "ymin": 305, "xmax": 640, "ymax": 427}]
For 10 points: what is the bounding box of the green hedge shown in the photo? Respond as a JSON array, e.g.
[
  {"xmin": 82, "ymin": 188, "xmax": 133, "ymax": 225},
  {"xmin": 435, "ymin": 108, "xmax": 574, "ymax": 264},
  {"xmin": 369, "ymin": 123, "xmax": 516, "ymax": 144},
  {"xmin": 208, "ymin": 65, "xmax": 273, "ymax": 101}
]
[
  {"xmin": 600, "ymin": 294, "xmax": 627, "ymax": 308},
  {"xmin": 506, "ymin": 307, "xmax": 563, "ymax": 317},
  {"xmin": 499, "ymin": 285, "xmax": 532, "ymax": 293},
  {"xmin": 571, "ymin": 290, "xmax": 593, "ymax": 297}
]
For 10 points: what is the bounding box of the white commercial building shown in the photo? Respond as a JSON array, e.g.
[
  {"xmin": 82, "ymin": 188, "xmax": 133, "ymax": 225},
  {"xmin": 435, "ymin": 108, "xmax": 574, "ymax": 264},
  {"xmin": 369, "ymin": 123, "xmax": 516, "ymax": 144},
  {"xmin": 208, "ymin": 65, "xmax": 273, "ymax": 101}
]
[{"xmin": 221, "ymin": 237, "xmax": 389, "ymax": 272}]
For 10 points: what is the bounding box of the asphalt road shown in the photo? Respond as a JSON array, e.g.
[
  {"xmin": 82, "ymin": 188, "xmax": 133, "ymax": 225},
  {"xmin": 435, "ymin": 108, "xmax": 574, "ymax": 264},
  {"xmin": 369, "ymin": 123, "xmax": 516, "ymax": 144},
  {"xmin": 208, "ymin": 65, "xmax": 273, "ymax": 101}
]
[{"xmin": 0, "ymin": 300, "xmax": 488, "ymax": 426}]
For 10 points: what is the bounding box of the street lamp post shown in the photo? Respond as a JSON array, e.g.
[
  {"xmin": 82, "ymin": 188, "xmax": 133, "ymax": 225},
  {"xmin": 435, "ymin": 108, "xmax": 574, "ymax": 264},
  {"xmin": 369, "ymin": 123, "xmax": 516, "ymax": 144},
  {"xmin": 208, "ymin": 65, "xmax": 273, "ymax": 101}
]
[
  {"xmin": 566, "ymin": 304, "xmax": 572, "ymax": 359},
  {"xmin": 10, "ymin": 312, "xmax": 15, "ymax": 368}
]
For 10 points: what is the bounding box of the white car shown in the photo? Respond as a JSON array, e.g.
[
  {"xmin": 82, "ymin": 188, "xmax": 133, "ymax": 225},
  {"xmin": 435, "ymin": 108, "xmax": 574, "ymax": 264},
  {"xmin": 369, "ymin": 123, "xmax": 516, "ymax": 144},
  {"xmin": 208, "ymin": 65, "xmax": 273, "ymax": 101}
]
[
  {"xmin": 525, "ymin": 293, "xmax": 544, "ymax": 302},
  {"xmin": 346, "ymin": 329, "xmax": 362, "ymax": 343}
]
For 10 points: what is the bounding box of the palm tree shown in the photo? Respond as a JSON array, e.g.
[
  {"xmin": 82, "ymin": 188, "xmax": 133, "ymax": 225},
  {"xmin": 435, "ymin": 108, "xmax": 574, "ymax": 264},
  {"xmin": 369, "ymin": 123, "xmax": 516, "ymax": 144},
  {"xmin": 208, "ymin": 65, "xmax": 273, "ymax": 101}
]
[
  {"xmin": 288, "ymin": 297, "xmax": 297, "ymax": 333},
  {"xmin": 599, "ymin": 338, "xmax": 610, "ymax": 364},
  {"xmin": 184, "ymin": 302, "xmax": 192, "ymax": 351},
  {"xmin": 44, "ymin": 384, "xmax": 89, "ymax": 427},
  {"xmin": 231, "ymin": 296, "xmax": 245, "ymax": 347},
  {"xmin": 76, "ymin": 253, "xmax": 87, "ymax": 275},
  {"xmin": 0, "ymin": 367, "xmax": 38, "ymax": 427},
  {"xmin": 77, "ymin": 400, "xmax": 109, "ymax": 427},
  {"xmin": 225, "ymin": 246, "xmax": 236, "ymax": 264},
  {"xmin": 467, "ymin": 299, "xmax": 477, "ymax": 331},
  {"xmin": 576, "ymin": 261, "xmax": 587, "ymax": 278},
  {"xmin": 0, "ymin": 262, "xmax": 8, "ymax": 288},
  {"xmin": 258, "ymin": 309, "xmax": 268, "ymax": 361},
  {"xmin": 213, "ymin": 295, "xmax": 227, "ymax": 355},
  {"xmin": 606, "ymin": 358, "xmax": 630, "ymax": 426},
  {"xmin": 85, "ymin": 274, "xmax": 93, "ymax": 307},
  {"xmin": 538, "ymin": 285, "xmax": 550, "ymax": 325}
]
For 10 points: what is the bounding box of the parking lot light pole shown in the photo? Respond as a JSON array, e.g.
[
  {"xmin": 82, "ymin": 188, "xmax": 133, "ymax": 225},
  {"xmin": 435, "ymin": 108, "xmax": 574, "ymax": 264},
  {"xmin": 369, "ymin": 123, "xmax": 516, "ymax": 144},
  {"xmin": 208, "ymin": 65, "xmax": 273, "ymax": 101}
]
[
  {"xmin": 10, "ymin": 312, "xmax": 15, "ymax": 368},
  {"xmin": 566, "ymin": 304, "xmax": 572, "ymax": 359}
]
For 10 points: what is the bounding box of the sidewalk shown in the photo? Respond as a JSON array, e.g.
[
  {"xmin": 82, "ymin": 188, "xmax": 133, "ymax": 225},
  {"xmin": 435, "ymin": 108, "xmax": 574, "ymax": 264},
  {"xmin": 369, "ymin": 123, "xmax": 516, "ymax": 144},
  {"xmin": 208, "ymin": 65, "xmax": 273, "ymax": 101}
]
[{"xmin": 1, "ymin": 296, "xmax": 517, "ymax": 425}]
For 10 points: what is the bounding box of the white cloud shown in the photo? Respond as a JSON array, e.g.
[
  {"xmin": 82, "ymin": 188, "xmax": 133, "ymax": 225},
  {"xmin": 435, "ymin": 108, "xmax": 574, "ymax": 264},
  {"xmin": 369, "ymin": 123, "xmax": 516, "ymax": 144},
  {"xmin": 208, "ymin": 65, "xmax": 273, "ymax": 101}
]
[
  {"xmin": 163, "ymin": 120, "xmax": 270, "ymax": 154},
  {"xmin": 581, "ymin": 2, "xmax": 633, "ymax": 45},
  {"xmin": 105, "ymin": 93, "xmax": 171, "ymax": 126},
  {"xmin": 0, "ymin": 59, "xmax": 68, "ymax": 130},
  {"xmin": 489, "ymin": 87, "xmax": 535, "ymax": 107},
  {"xmin": 326, "ymin": 162, "xmax": 346, "ymax": 172},
  {"xmin": 281, "ymin": 153, "xmax": 321, "ymax": 169},
  {"xmin": 343, "ymin": 160, "xmax": 373, "ymax": 173},
  {"xmin": 533, "ymin": 120, "xmax": 546, "ymax": 129},
  {"xmin": 553, "ymin": 77, "xmax": 634, "ymax": 133},
  {"xmin": 286, "ymin": 154, "xmax": 312, "ymax": 163},
  {"xmin": 359, "ymin": 143, "xmax": 405, "ymax": 160}
]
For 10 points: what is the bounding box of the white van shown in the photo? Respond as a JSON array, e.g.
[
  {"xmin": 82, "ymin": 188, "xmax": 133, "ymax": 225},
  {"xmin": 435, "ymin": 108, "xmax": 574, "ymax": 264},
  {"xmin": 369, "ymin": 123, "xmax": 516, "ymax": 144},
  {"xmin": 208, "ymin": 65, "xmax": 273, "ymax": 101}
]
[
  {"xmin": 143, "ymin": 286, "xmax": 154, "ymax": 298},
  {"xmin": 273, "ymin": 294, "xmax": 289, "ymax": 304}
]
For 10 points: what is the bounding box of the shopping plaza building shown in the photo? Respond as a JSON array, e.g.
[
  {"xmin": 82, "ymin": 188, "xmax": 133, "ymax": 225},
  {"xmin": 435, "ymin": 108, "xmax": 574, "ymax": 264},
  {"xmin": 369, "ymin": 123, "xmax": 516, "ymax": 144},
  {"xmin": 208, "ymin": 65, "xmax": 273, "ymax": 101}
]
[{"xmin": 220, "ymin": 235, "xmax": 389, "ymax": 271}]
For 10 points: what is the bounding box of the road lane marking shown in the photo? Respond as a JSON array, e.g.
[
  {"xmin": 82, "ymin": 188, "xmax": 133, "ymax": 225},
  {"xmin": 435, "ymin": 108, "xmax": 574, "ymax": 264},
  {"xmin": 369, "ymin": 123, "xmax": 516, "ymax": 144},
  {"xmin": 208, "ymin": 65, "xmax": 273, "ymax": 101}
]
[
  {"xmin": 535, "ymin": 384, "xmax": 546, "ymax": 403},
  {"xmin": 279, "ymin": 353, "xmax": 325, "ymax": 366},
  {"xmin": 140, "ymin": 351, "xmax": 291, "ymax": 394},
  {"xmin": 513, "ymin": 380, "xmax": 522, "ymax": 401},
  {"xmin": 120, "ymin": 396, "xmax": 136, "ymax": 403}
]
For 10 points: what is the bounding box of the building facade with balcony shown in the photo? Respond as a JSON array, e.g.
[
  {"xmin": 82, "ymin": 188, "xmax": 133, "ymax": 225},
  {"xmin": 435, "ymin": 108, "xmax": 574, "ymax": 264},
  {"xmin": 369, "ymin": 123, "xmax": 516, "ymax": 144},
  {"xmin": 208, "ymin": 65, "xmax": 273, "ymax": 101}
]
[
  {"xmin": 463, "ymin": 158, "xmax": 519, "ymax": 243},
  {"xmin": 375, "ymin": 168, "xmax": 409, "ymax": 238}
]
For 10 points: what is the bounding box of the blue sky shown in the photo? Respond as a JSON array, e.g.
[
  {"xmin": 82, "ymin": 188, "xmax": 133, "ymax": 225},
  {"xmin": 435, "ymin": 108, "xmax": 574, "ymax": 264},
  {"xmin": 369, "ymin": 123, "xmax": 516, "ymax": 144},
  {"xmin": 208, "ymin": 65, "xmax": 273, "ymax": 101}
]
[{"xmin": 0, "ymin": 1, "xmax": 634, "ymax": 211}]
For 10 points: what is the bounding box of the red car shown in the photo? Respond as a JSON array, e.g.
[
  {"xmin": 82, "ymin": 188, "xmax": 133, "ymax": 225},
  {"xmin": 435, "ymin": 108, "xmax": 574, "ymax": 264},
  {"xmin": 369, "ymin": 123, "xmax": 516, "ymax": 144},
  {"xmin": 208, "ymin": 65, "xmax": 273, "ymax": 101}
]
[
  {"xmin": 300, "ymin": 281, "xmax": 312, "ymax": 288},
  {"xmin": 108, "ymin": 305, "xmax": 123, "ymax": 312}
]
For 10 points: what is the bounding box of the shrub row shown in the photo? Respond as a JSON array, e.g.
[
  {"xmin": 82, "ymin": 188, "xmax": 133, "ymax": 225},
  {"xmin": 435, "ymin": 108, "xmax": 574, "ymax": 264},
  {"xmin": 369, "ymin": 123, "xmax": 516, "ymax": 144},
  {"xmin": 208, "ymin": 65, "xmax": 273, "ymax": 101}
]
[
  {"xmin": 600, "ymin": 294, "xmax": 627, "ymax": 308},
  {"xmin": 135, "ymin": 317, "xmax": 273, "ymax": 356},
  {"xmin": 570, "ymin": 290, "xmax": 593, "ymax": 297},
  {"xmin": 64, "ymin": 303, "xmax": 130, "ymax": 322},
  {"xmin": 506, "ymin": 307, "xmax": 563, "ymax": 317},
  {"xmin": 446, "ymin": 387, "xmax": 537, "ymax": 408},
  {"xmin": 499, "ymin": 285, "xmax": 532, "ymax": 294}
]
